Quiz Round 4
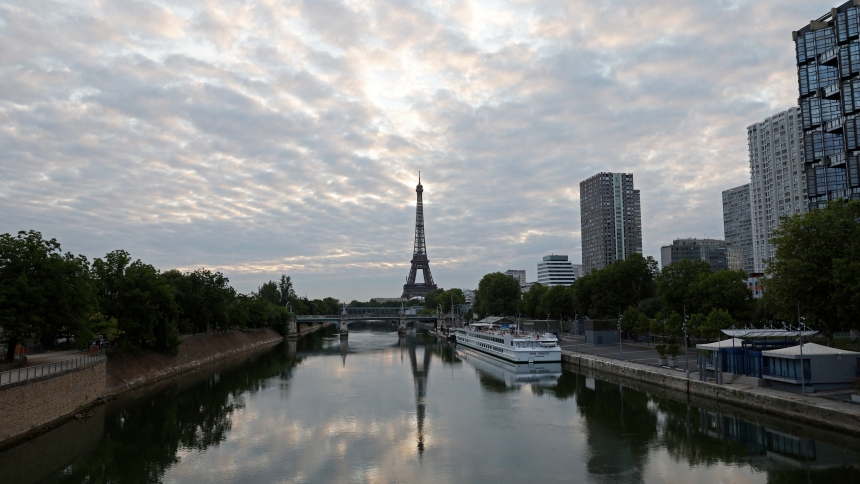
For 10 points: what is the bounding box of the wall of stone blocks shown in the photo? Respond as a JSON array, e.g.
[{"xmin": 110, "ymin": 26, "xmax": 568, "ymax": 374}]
[{"xmin": 0, "ymin": 360, "xmax": 106, "ymax": 444}]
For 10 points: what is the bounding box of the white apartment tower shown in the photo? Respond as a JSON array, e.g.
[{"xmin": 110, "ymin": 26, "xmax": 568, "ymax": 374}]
[
  {"xmin": 747, "ymin": 107, "xmax": 808, "ymax": 273},
  {"xmin": 537, "ymin": 255, "xmax": 577, "ymax": 287}
]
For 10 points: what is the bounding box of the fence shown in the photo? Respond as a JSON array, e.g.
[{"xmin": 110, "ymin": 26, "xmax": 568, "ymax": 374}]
[{"xmin": 0, "ymin": 350, "xmax": 106, "ymax": 386}]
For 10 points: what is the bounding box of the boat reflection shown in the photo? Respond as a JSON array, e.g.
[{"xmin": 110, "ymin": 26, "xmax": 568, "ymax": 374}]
[{"xmin": 456, "ymin": 346, "xmax": 562, "ymax": 388}]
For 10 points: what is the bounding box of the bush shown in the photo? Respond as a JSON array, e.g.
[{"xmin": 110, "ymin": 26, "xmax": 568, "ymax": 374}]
[
  {"xmin": 655, "ymin": 344, "xmax": 667, "ymax": 358},
  {"xmin": 667, "ymin": 343, "xmax": 680, "ymax": 357}
]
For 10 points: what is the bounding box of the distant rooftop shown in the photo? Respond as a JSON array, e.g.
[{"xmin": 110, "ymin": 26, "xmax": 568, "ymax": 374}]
[{"xmin": 542, "ymin": 254, "xmax": 569, "ymax": 262}]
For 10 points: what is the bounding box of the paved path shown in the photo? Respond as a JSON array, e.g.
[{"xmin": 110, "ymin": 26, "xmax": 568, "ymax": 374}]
[
  {"xmin": 558, "ymin": 337, "xmax": 700, "ymax": 372},
  {"xmin": 22, "ymin": 350, "xmax": 87, "ymax": 367}
]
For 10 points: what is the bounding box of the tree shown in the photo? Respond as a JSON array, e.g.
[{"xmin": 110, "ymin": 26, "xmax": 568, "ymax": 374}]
[
  {"xmin": 766, "ymin": 200, "xmax": 860, "ymax": 342},
  {"xmin": 573, "ymin": 254, "xmax": 659, "ymax": 318},
  {"xmin": 656, "ymin": 259, "xmax": 711, "ymax": 316},
  {"xmin": 474, "ymin": 272, "xmax": 520, "ymax": 317},
  {"xmin": 521, "ymin": 283, "xmax": 548, "ymax": 319},
  {"xmin": 621, "ymin": 307, "xmax": 649, "ymax": 338},
  {"xmin": 423, "ymin": 288, "xmax": 445, "ymax": 313},
  {"xmin": 257, "ymin": 281, "xmax": 280, "ymax": 306},
  {"xmin": 92, "ymin": 251, "xmax": 180, "ymax": 354},
  {"xmin": 538, "ymin": 284, "xmax": 574, "ymax": 321},
  {"xmin": 440, "ymin": 288, "xmax": 465, "ymax": 313},
  {"xmin": 0, "ymin": 231, "xmax": 97, "ymax": 359},
  {"xmin": 689, "ymin": 269, "xmax": 755, "ymax": 323},
  {"xmin": 702, "ymin": 309, "xmax": 734, "ymax": 341},
  {"xmin": 277, "ymin": 274, "xmax": 295, "ymax": 306}
]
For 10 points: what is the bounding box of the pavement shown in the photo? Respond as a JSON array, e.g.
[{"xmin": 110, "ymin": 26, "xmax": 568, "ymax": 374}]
[
  {"xmin": 21, "ymin": 350, "xmax": 87, "ymax": 367},
  {"xmin": 558, "ymin": 336, "xmax": 700, "ymax": 372}
]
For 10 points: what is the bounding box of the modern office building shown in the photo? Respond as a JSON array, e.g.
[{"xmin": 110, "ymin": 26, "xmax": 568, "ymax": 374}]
[
  {"xmin": 536, "ymin": 255, "xmax": 577, "ymax": 286},
  {"xmin": 580, "ymin": 172, "xmax": 642, "ymax": 274},
  {"xmin": 660, "ymin": 238, "xmax": 729, "ymax": 272},
  {"xmin": 747, "ymin": 107, "xmax": 808, "ymax": 272},
  {"xmin": 504, "ymin": 270, "xmax": 526, "ymax": 285},
  {"xmin": 571, "ymin": 264, "xmax": 583, "ymax": 280},
  {"xmin": 722, "ymin": 184, "xmax": 754, "ymax": 273},
  {"xmin": 793, "ymin": 4, "xmax": 860, "ymax": 208}
]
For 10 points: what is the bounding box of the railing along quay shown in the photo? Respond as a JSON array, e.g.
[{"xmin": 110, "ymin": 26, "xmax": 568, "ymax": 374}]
[{"xmin": 0, "ymin": 350, "xmax": 106, "ymax": 386}]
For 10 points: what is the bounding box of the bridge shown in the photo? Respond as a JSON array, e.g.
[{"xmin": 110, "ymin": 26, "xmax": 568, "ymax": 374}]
[{"xmin": 294, "ymin": 307, "xmax": 442, "ymax": 335}]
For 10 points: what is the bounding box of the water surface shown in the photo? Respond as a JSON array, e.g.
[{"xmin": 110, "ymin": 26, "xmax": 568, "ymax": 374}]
[{"xmin": 3, "ymin": 329, "xmax": 859, "ymax": 483}]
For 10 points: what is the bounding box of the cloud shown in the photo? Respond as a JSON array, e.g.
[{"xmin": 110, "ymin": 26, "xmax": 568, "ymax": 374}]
[{"xmin": 0, "ymin": 0, "xmax": 827, "ymax": 300}]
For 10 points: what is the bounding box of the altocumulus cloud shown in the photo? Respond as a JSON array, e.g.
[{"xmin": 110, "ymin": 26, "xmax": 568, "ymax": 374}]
[{"xmin": 0, "ymin": 0, "xmax": 828, "ymax": 299}]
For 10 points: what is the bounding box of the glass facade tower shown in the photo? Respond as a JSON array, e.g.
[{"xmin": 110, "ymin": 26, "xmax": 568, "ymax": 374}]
[{"xmin": 793, "ymin": 2, "xmax": 860, "ymax": 209}]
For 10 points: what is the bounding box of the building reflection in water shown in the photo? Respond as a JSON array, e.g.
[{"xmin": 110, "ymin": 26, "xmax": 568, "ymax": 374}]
[{"xmin": 574, "ymin": 374, "xmax": 860, "ymax": 482}]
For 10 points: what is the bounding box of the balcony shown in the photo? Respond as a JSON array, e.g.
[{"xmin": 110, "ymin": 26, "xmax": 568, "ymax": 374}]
[
  {"xmin": 828, "ymin": 152, "xmax": 847, "ymax": 167},
  {"xmin": 819, "ymin": 45, "xmax": 840, "ymax": 65},
  {"xmin": 823, "ymin": 81, "xmax": 841, "ymax": 99},
  {"xmin": 825, "ymin": 116, "xmax": 844, "ymax": 132}
]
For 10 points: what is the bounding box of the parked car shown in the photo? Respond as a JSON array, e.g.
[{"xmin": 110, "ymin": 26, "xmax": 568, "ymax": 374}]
[{"xmin": 91, "ymin": 338, "xmax": 110, "ymax": 348}]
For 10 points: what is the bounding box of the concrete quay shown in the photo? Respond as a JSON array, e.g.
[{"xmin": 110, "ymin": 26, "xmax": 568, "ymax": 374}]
[{"xmin": 561, "ymin": 349, "xmax": 860, "ymax": 436}]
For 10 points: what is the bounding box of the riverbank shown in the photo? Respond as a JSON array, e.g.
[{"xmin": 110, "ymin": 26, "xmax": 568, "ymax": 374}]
[
  {"xmin": 561, "ymin": 349, "xmax": 860, "ymax": 436},
  {"xmin": 105, "ymin": 328, "xmax": 283, "ymax": 395}
]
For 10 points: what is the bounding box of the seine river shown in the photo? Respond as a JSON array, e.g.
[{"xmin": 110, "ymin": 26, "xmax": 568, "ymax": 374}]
[{"xmin": 2, "ymin": 329, "xmax": 860, "ymax": 483}]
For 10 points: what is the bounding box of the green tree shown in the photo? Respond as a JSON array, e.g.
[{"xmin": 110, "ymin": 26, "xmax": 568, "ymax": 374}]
[
  {"xmin": 656, "ymin": 259, "xmax": 711, "ymax": 316},
  {"xmin": 687, "ymin": 313, "xmax": 707, "ymax": 340},
  {"xmin": 521, "ymin": 283, "xmax": 548, "ymax": 319},
  {"xmin": 538, "ymin": 284, "xmax": 574, "ymax": 321},
  {"xmin": 257, "ymin": 281, "xmax": 280, "ymax": 306},
  {"xmin": 440, "ymin": 288, "xmax": 465, "ymax": 313},
  {"xmin": 474, "ymin": 272, "xmax": 520, "ymax": 317},
  {"xmin": 689, "ymin": 269, "xmax": 755, "ymax": 323},
  {"xmin": 92, "ymin": 251, "xmax": 180, "ymax": 354},
  {"xmin": 423, "ymin": 288, "xmax": 445, "ymax": 313},
  {"xmin": 766, "ymin": 200, "xmax": 860, "ymax": 342},
  {"xmin": 621, "ymin": 307, "xmax": 647, "ymax": 335},
  {"xmin": 0, "ymin": 231, "xmax": 97, "ymax": 359},
  {"xmin": 573, "ymin": 254, "xmax": 658, "ymax": 318},
  {"xmin": 702, "ymin": 308, "xmax": 735, "ymax": 341}
]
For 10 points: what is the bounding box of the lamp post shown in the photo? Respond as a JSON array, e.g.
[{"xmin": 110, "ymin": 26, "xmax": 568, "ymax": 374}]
[
  {"xmin": 798, "ymin": 302, "xmax": 805, "ymax": 396},
  {"xmin": 683, "ymin": 304, "xmax": 689, "ymax": 380}
]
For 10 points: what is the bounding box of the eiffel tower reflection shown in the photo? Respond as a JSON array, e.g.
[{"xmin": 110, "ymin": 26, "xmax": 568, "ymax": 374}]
[{"xmin": 408, "ymin": 341, "xmax": 432, "ymax": 457}]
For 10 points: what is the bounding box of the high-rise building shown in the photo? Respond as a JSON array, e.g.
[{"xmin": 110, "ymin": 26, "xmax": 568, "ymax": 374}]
[
  {"xmin": 580, "ymin": 172, "xmax": 642, "ymax": 274},
  {"xmin": 660, "ymin": 238, "xmax": 729, "ymax": 272},
  {"xmin": 504, "ymin": 270, "xmax": 526, "ymax": 285},
  {"xmin": 536, "ymin": 255, "xmax": 577, "ymax": 286},
  {"xmin": 794, "ymin": 5, "xmax": 860, "ymax": 212},
  {"xmin": 747, "ymin": 107, "xmax": 808, "ymax": 272},
  {"xmin": 722, "ymin": 184, "xmax": 754, "ymax": 273}
]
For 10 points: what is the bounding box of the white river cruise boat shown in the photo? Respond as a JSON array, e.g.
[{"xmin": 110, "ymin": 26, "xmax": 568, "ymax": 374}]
[{"xmin": 454, "ymin": 321, "xmax": 561, "ymax": 363}]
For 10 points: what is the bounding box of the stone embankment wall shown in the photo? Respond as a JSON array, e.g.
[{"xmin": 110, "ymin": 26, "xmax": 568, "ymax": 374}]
[
  {"xmin": 562, "ymin": 351, "xmax": 860, "ymax": 436},
  {"xmin": 105, "ymin": 328, "xmax": 283, "ymax": 395},
  {"xmin": 0, "ymin": 361, "xmax": 106, "ymax": 444}
]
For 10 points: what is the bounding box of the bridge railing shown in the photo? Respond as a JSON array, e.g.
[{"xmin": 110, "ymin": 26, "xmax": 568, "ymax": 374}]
[{"xmin": 0, "ymin": 350, "xmax": 106, "ymax": 386}]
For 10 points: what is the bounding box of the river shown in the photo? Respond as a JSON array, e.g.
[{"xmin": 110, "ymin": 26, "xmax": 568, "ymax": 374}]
[{"xmin": 2, "ymin": 329, "xmax": 859, "ymax": 483}]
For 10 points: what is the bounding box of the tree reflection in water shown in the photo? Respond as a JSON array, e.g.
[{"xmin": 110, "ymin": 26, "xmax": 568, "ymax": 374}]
[{"xmin": 50, "ymin": 342, "xmax": 301, "ymax": 483}]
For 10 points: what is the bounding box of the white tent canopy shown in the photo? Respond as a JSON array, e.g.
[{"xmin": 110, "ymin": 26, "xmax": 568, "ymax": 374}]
[
  {"xmin": 762, "ymin": 342, "xmax": 860, "ymax": 357},
  {"xmin": 696, "ymin": 338, "xmax": 746, "ymax": 350},
  {"xmin": 721, "ymin": 329, "xmax": 818, "ymax": 338}
]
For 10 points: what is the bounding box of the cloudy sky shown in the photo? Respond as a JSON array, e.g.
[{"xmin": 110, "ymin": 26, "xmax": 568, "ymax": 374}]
[{"xmin": 0, "ymin": 0, "xmax": 828, "ymax": 301}]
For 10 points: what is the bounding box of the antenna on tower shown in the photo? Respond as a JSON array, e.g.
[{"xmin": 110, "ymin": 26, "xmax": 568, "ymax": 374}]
[{"xmin": 419, "ymin": 171, "xmax": 421, "ymax": 184}]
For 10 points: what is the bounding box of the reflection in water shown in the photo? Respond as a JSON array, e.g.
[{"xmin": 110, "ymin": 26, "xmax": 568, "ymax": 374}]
[
  {"xmin": 456, "ymin": 347, "xmax": 562, "ymax": 389},
  {"xmin": 408, "ymin": 343, "xmax": 431, "ymax": 456},
  {"xmin": 2, "ymin": 330, "xmax": 858, "ymax": 484}
]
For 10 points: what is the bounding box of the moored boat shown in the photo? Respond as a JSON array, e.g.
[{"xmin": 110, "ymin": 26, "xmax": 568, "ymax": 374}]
[{"xmin": 454, "ymin": 322, "xmax": 561, "ymax": 363}]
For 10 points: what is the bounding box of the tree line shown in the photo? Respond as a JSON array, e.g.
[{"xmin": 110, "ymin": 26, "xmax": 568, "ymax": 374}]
[
  {"xmin": 472, "ymin": 200, "xmax": 860, "ymax": 343},
  {"xmin": 0, "ymin": 230, "xmax": 335, "ymax": 359}
]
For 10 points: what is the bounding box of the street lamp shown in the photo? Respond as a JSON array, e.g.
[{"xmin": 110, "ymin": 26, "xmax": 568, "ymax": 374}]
[{"xmin": 683, "ymin": 305, "xmax": 689, "ymax": 380}]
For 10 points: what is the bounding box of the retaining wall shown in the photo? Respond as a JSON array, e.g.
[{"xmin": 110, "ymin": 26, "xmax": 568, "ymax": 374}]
[
  {"xmin": 0, "ymin": 360, "xmax": 106, "ymax": 443},
  {"xmin": 562, "ymin": 351, "xmax": 860, "ymax": 436},
  {"xmin": 105, "ymin": 328, "xmax": 283, "ymax": 395}
]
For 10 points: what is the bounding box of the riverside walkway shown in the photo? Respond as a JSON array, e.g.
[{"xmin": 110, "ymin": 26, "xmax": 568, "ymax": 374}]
[{"xmin": 559, "ymin": 345, "xmax": 860, "ymax": 436}]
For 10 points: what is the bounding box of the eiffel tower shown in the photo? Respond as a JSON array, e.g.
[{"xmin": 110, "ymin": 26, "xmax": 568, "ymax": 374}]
[{"xmin": 402, "ymin": 173, "xmax": 437, "ymax": 299}]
